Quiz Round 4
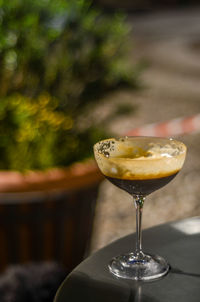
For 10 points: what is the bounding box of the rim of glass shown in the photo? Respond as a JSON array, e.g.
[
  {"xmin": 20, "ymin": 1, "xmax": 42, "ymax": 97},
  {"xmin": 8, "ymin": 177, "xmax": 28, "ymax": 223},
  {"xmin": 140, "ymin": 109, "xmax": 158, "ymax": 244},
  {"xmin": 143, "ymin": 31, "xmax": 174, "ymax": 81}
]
[{"xmin": 94, "ymin": 136, "xmax": 187, "ymax": 156}]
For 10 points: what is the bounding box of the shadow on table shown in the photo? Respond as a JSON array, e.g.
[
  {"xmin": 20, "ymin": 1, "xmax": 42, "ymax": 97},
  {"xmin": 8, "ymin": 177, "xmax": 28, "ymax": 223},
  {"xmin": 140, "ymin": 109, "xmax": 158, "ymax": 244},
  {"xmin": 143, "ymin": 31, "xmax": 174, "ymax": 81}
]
[
  {"xmin": 55, "ymin": 271, "xmax": 161, "ymax": 302},
  {"xmin": 55, "ymin": 267, "xmax": 200, "ymax": 302},
  {"xmin": 171, "ymin": 267, "xmax": 200, "ymax": 278},
  {"xmin": 130, "ymin": 267, "xmax": 200, "ymax": 302}
]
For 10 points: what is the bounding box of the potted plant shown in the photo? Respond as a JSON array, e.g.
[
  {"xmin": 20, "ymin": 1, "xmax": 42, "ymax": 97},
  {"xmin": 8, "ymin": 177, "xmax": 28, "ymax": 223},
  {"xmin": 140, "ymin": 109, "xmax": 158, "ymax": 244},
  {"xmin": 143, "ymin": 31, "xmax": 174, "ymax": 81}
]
[{"xmin": 0, "ymin": 0, "xmax": 140, "ymax": 273}]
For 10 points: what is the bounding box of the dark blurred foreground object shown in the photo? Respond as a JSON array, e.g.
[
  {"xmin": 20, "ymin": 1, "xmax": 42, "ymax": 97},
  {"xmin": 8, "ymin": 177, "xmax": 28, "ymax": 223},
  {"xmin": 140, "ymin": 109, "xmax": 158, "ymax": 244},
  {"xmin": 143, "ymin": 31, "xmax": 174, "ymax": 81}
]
[
  {"xmin": 0, "ymin": 161, "xmax": 102, "ymax": 273},
  {"xmin": 0, "ymin": 262, "xmax": 66, "ymax": 302}
]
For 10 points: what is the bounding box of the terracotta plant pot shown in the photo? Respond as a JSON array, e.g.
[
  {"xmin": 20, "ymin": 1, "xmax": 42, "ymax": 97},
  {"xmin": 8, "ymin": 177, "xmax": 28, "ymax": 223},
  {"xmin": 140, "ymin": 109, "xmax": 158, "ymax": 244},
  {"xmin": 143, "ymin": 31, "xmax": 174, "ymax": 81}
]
[{"xmin": 0, "ymin": 160, "xmax": 103, "ymax": 273}]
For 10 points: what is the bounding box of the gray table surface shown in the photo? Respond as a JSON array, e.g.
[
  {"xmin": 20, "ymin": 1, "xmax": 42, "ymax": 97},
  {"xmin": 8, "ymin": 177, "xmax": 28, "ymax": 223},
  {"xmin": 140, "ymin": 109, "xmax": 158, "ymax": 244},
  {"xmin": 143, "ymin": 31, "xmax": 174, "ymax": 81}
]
[{"xmin": 55, "ymin": 217, "xmax": 200, "ymax": 302}]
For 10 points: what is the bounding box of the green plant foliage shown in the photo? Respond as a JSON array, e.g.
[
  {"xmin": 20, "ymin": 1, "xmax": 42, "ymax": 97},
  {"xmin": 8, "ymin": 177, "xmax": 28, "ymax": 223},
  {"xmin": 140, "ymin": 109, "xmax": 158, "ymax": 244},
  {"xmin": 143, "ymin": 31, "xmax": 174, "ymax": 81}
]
[
  {"xmin": 0, "ymin": 0, "xmax": 137, "ymax": 103},
  {"xmin": 0, "ymin": 0, "xmax": 140, "ymax": 171},
  {"xmin": 0, "ymin": 93, "xmax": 107, "ymax": 170}
]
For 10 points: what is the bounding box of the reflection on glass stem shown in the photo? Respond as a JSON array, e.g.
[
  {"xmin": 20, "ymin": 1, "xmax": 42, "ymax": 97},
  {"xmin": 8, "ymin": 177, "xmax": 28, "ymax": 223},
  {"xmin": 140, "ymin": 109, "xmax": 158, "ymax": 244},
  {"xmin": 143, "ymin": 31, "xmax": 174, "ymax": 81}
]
[{"xmin": 134, "ymin": 196, "xmax": 145, "ymax": 256}]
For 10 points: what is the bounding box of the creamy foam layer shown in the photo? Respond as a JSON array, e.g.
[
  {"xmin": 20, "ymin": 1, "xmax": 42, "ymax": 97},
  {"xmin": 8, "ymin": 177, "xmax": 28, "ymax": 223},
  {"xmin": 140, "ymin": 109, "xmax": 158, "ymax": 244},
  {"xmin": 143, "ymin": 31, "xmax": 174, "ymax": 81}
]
[{"xmin": 94, "ymin": 137, "xmax": 187, "ymax": 180}]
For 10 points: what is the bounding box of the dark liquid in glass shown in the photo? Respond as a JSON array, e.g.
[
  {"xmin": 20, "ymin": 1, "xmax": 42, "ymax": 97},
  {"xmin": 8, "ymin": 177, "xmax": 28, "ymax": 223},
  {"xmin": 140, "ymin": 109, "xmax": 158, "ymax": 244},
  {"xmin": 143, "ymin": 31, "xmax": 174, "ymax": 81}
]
[{"xmin": 106, "ymin": 172, "xmax": 178, "ymax": 196}]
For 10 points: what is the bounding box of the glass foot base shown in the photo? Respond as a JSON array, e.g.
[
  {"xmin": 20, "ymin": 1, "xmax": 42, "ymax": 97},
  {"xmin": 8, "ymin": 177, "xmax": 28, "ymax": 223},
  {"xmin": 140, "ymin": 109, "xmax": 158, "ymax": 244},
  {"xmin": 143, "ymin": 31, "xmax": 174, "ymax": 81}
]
[{"xmin": 109, "ymin": 252, "xmax": 169, "ymax": 281}]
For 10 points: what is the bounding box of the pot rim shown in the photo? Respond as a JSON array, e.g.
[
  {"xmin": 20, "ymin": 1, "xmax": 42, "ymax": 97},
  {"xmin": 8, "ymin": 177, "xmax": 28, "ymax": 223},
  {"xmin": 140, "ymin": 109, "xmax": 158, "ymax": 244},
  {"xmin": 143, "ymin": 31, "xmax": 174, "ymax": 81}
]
[{"xmin": 0, "ymin": 160, "xmax": 103, "ymax": 194}]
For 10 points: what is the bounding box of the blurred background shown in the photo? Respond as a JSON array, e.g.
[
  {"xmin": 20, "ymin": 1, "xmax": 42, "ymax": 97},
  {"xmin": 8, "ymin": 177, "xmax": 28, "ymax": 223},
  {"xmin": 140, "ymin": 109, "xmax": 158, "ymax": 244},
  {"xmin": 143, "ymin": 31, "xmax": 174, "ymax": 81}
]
[
  {"xmin": 0, "ymin": 0, "xmax": 200, "ymax": 299},
  {"xmin": 90, "ymin": 1, "xmax": 200, "ymax": 252}
]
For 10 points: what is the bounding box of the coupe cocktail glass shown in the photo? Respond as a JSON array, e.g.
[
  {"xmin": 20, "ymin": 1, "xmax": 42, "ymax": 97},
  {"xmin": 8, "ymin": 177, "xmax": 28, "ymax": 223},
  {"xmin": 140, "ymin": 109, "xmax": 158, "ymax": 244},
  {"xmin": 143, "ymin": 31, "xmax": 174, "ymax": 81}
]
[{"xmin": 94, "ymin": 136, "xmax": 186, "ymax": 281}]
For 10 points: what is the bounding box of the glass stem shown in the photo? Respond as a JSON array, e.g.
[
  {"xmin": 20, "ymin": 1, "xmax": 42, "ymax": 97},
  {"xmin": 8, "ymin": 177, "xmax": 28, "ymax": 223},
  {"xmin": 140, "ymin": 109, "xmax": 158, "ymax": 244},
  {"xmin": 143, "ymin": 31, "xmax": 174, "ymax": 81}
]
[{"xmin": 134, "ymin": 195, "xmax": 145, "ymax": 257}]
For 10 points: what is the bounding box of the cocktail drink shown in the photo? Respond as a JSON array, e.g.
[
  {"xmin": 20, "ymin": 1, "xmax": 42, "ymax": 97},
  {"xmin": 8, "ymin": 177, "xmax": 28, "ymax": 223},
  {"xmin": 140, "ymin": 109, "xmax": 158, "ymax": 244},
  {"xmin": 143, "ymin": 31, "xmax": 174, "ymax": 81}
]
[{"xmin": 94, "ymin": 136, "xmax": 186, "ymax": 280}]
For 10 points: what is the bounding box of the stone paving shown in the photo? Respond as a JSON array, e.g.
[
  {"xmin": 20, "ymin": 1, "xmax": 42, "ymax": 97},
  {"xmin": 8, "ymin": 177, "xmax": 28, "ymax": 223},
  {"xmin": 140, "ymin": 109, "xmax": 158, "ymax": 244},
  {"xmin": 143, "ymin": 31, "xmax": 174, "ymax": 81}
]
[{"xmin": 90, "ymin": 7, "xmax": 200, "ymax": 252}]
